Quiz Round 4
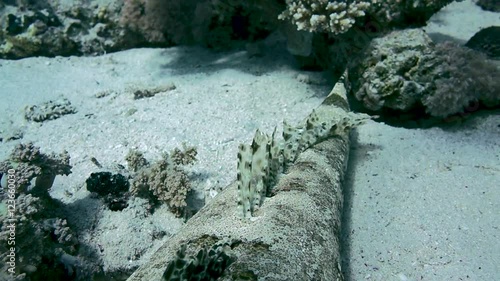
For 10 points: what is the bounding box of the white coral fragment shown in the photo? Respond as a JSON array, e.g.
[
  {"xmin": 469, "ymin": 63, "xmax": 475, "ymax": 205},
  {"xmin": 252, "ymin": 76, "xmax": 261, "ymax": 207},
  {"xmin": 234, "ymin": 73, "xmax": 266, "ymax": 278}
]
[{"xmin": 279, "ymin": 0, "xmax": 371, "ymax": 34}]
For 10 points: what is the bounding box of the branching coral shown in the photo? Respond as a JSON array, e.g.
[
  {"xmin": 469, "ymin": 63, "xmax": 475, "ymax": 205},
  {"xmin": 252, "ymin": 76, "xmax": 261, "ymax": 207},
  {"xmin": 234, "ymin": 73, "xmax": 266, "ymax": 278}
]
[
  {"xmin": 127, "ymin": 145, "xmax": 197, "ymax": 217},
  {"xmin": 124, "ymin": 150, "xmax": 149, "ymax": 172},
  {"xmin": 278, "ymin": 0, "xmax": 453, "ymax": 35},
  {"xmin": 278, "ymin": 0, "xmax": 371, "ymax": 34},
  {"xmin": 120, "ymin": 0, "xmax": 279, "ymax": 48},
  {"xmin": 422, "ymin": 41, "xmax": 500, "ymax": 117},
  {"xmin": 24, "ymin": 98, "xmax": 77, "ymax": 122},
  {"xmin": 0, "ymin": 143, "xmax": 80, "ymax": 279},
  {"xmin": 0, "ymin": 142, "xmax": 71, "ymax": 195},
  {"xmin": 0, "ymin": 193, "xmax": 44, "ymax": 279},
  {"xmin": 170, "ymin": 144, "xmax": 198, "ymax": 166}
]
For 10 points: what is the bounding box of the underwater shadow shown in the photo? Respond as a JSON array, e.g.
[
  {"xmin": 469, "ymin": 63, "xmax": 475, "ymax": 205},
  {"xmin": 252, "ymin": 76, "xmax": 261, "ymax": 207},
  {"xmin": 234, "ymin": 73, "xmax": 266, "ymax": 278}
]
[
  {"xmin": 340, "ymin": 129, "xmax": 383, "ymax": 281},
  {"xmin": 62, "ymin": 197, "xmax": 104, "ymax": 269},
  {"xmin": 156, "ymin": 38, "xmax": 303, "ymax": 77}
]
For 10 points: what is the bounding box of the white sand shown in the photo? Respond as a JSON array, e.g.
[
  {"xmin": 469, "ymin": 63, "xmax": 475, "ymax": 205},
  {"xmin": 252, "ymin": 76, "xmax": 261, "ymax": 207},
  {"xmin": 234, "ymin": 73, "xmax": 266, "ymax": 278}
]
[{"xmin": 343, "ymin": 114, "xmax": 500, "ymax": 280}]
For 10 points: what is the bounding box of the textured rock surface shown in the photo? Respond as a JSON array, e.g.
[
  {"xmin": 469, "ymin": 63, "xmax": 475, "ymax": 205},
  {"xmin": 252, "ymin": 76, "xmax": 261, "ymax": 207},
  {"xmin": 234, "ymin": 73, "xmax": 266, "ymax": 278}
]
[
  {"xmin": 349, "ymin": 28, "xmax": 500, "ymax": 117},
  {"xmin": 0, "ymin": 0, "xmax": 281, "ymax": 59},
  {"xmin": 279, "ymin": 0, "xmax": 454, "ymax": 69},
  {"xmin": 465, "ymin": 26, "xmax": 500, "ymax": 58},
  {"xmin": 350, "ymin": 29, "xmax": 435, "ymax": 112},
  {"xmin": 475, "ymin": 0, "xmax": 500, "ymax": 12}
]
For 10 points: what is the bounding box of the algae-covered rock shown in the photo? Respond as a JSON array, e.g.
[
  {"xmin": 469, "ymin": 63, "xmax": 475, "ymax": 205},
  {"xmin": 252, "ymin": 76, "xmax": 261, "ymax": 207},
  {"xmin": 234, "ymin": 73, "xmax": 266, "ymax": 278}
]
[
  {"xmin": 475, "ymin": 0, "xmax": 500, "ymax": 12},
  {"xmin": 350, "ymin": 29, "xmax": 435, "ymax": 112},
  {"xmin": 0, "ymin": 1, "xmax": 126, "ymax": 58},
  {"xmin": 350, "ymin": 29, "xmax": 500, "ymax": 117}
]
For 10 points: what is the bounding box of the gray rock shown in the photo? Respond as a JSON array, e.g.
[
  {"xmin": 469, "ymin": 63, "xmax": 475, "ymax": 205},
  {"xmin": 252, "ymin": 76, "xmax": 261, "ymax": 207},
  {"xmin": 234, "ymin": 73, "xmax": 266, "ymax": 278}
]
[
  {"xmin": 126, "ymin": 73, "xmax": 359, "ymax": 281},
  {"xmin": 349, "ymin": 28, "xmax": 500, "ymax": 118},
  {"xmin": 350, "ymin": 29, "xmax": 434, "ymax": 112},
  {"xmin": 0, "ymin": 1, "xmax": 129, "ymax": 58},
  {"xmin": 465, "ymin": 26, "xmax": 500, "ymax": 58},
  {"xmin": 475, "ymin": 0, "xmax": 500, "ymax": 12}
]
